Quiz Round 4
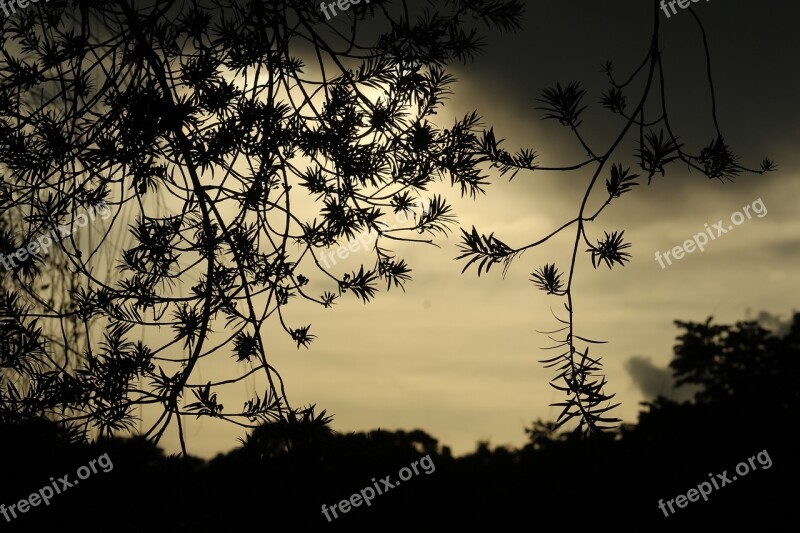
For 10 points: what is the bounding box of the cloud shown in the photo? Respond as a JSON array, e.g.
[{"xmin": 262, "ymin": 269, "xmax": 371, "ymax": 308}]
[
  {"xmin": 623, "ymin": 356, "xmax": 698, "ymax": 402},
  {"xmin": 750, "ymin": 310, "xmax": 795, "ymax": 338}
]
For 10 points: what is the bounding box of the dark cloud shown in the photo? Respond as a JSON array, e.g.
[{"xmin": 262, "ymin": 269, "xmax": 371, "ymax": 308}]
[
  {"xmin": 624, "ymin": 355, "xmax": 698, "ymax": 402},
  {"xmin": 456, "ymin": 0, "xmax": 800, "ymax": 190},
  {"xmin": 750, "ymin": 309, "xmax": 795, "ymax": 338}
]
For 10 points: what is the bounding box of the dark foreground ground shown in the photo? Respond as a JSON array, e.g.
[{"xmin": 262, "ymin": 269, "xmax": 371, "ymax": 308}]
[
  {"xmin": 2, "ymin": 314, "xmax": 799, "ymax": 531},
  {"xmin": 0, "ymin": 399, "xmax": 796, "ymax": 532}
]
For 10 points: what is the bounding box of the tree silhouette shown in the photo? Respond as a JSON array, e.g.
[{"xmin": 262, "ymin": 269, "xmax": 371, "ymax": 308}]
[
  {"xmin": 0, "ymin": 309, "xmax": 796, "ymax": 529},
  {"xmin": 637, "ymin": 312, "xmax": 800, "ymax": 425},
  {"xmin": 455, "ymin": 1, "xmax": 775, "ymax": 435},
  {"xmin": 669, "ymin": 316, "xmax": 799, "ymax": 406},
  {"xmin": 0, "ymin": 0, "xmax": 524, "ymax": 452},
  {"xmin": 0, "ymin": 0, "xmax": 781, "ymax": 457}
]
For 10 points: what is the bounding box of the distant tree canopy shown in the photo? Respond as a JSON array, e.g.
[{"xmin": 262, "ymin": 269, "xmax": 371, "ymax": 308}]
[
  {"xmin": 1, "ymin": 311, "xmax": 795, "ymax": 530},
  {"xmin": 528, "ymin": 312, "xmax": 800, "ymax": 449},
  {"xmin": 668, "ymin": 313, "xmax": 800, "ymax": 410},
  {"xmin": 0, "ymin": 0, "xmax": 524, "ymax": 451}
]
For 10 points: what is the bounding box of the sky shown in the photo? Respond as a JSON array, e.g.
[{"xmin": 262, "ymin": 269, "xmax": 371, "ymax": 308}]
[{"xmin": 60, "ymin": 0, "xmax": 800, "ymax": 459}]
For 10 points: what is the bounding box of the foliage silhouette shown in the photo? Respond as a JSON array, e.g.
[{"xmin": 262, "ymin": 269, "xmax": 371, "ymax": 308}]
[{"xmin": 0, "ymin": 0, "xmax": 523, "ymax": 452}]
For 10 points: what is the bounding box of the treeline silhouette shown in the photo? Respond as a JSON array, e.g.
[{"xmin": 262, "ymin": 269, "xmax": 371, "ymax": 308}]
[{"xmin": 1, "ymin": 312, "xmax": 797, "ymax": 531}]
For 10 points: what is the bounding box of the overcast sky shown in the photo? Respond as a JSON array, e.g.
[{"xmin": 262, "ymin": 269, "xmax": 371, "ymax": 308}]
[{"xmin": 149, "ymin": 0, "xmax": 800, "ymax": 458}]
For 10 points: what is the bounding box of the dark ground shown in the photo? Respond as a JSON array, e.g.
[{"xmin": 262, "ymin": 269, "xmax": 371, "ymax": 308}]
[{"xmin": 1, "ymin": 314, "xmax": 798, "ymax": 532}]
